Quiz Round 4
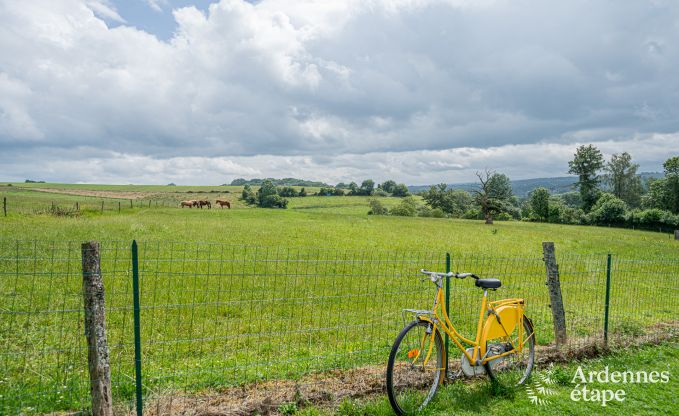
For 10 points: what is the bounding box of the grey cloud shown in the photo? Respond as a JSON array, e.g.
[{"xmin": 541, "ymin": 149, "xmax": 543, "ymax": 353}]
[{"xmin": 1, "ymin": 0, "xmax": 679, "ymax": 183}]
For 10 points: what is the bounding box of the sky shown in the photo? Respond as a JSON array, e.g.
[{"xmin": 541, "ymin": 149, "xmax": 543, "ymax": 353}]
[{"xmin": 1, "ymin": 0, "xmax": 679, "ymax": 185}]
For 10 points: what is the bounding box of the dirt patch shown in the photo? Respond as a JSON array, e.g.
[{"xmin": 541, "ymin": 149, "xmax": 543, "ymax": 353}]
[
  {"xmin": 28, "ymin": 187, "xmax": 157, "ymax": 200},
  {"xmin": 135, "ymin": 322, "xmax": 678, "ymax": 416}
]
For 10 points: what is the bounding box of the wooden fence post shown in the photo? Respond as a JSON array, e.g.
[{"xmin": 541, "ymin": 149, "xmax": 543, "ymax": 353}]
[
  {"xmin": 130, "ymin": 199, "xmax": 133, "ymax": 208},
  {"xmin": 76, "ymin": 202, "xmax": 80, "ymax": 212},
  {"xmin": 118, "ymin": 202, "xmax": 121, "ymax": 213},
  {"xmin": 542, "ymin": 242, "xmax": 567, "ymax": 347},
  {"xmin": 3, "ymin": 197, "xmax": 6, "ymax": 216},
  {"xmin": 101, "ymin": 201, "xmax": 104, "ymax": 214},
  {"xmin": 675, "ymin": 230, "xmax": 679, "ymax": 240},
  {"xmin": 81, "ymin": 241, "xmax": 114, "ymax": 416}
]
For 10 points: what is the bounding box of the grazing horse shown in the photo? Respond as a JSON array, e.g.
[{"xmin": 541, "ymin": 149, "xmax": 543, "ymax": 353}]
[
  {"xmin": 197, "ymin": 200, "xmax": 211, "ymax": 209},
  {"xmin": 215, "ymin": 199, "xmax": 231, "ymax": 209},
  {"xmin": 180, "ymin": 200, "xmax": 197, "ymax": 208}
]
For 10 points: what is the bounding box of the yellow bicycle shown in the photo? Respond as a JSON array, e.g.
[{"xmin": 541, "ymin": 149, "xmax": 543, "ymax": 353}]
[{"xmin": 386, "ymin": 269, "xmax": 535, "ymax": 415}]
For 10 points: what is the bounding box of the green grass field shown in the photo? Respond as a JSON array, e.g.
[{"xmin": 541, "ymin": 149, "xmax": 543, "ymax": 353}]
[
  {"xmin": 1, "ymin": 184, "xmax": 677, "ymax": 415},
  {"xmin": 300, "ymin": 343, "xmax": 679, "ymax": 416}
]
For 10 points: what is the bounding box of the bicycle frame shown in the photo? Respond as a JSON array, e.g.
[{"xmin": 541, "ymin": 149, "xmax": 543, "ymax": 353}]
[{"xmin": 412, "ymin": 283, "xmax": 531, "ymax": 370}]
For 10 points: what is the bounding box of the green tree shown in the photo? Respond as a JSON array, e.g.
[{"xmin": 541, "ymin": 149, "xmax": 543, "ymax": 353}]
[
  {"xmin": 421, "ymin": 184, "xmax": 471, "ymax": 217},
  {"xmin": 278, "ymin": 186, "xmax": 299, "ymax": 197},
  {"xmin": 241, "ymin": 184, "xmax": 256, "ymax": 205},
  {"xmin": 348, "ymin": 182, "xmax": 359, "ymax": 195},
  {"xmin": 391, "ymin": 183, "xmax": 410, "ymax": 197},
  {"xmin": 589, "ymin": 193, "xmax": 627, "ymax": 224},
  {"xmin": 380, "ymin": 180, "xmax": 397, "ymax": 194},
  {"xmin": 641, "ymin": 156, "xmax": 679, "ymax": 213},
  {"xmin": 367, "ymin": 199, "xmax": 388, "ymax": 215},
  {"xmin": 472, "ymin": 170, "xmax": 514, "ymax": 224},
  {"xmin": 568, "ymin": 144, "xmax": 605, "ymax": 212},
  {"xmin": 256, "ymin": 180, "xmax": 288, "ymax": 208},
  {"xmin": 389, "ymin": 196, "xmax": 418, "ymax": 217},
  {"xmin": 663, "ymin": 156, "xmax": 679, "ymax": 213},
  {"xmin": 298, "ymin": 187, "xmax": 307, "ymax": 197},
  {"xmin": 360, "ymin": 179, "xmax": 375, "ymax": 196},
  {"xmin": 528, "ymin": 187, "xmax": 550, "ymax": 221},
  {"xmin": 604, "ymin": 152, "xmax": 642, "ymax": 208}
]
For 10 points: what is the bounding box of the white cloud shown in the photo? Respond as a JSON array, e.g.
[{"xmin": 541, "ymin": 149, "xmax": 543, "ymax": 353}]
[
  {"xmin": 0, "ymin": 0, "xmax": 678, "ymax": 183},
  {"xmin": 2, "ymin": 133, "xmax": 677, "ymax": 185}
]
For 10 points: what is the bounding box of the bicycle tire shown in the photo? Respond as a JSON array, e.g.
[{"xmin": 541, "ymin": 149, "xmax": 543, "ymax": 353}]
[
  {"xmin": 386, "ymin": 320, "xmax": 444, "ymax": 415},
  {"xmin": 484, "ymin": 317, "xmax": 535, "ymax": 387}
]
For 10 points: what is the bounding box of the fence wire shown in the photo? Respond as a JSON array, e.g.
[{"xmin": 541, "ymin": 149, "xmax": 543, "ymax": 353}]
[{"xmin": 0, "ymin": 240, "xmax": 677, "ymax": 415}]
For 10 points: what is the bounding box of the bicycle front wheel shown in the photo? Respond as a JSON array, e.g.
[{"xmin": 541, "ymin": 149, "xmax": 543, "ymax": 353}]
[{"xmin": 386, "ymin": 320, "xmax": 444, "ymax": 415}]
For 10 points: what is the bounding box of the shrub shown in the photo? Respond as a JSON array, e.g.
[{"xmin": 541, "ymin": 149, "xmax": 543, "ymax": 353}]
[
  {"xmin": 495, "ymin": 212, "xmax": 513, "ymax": 221},
  {"xmin": 367, "ymin": 199, "xmax": 388, "ymax": 215},
  {"xmin": 417, "ymin": 206, "xmax": 432, "ymax": 217},
  {"xmin": 430, "ymin": 208, "xmax": 445, "ymax": 218},
  {"xmin": 278, "ymin": 186, "xmax": 299, "ymax": 197},
  {"xmin": 589, "ymin": 193, "xmax": 628, "ymax": 224},
  {"xmin": 390, "ymin": 196, "xmax": 418, "ymax": 217},
  {"xmin": 372, "ymin": 188, "xmax": 389, "ymax": 197},
  {"xmin": 241, "ymin": 185, "xmax": 256, "ymax": 205},
  {"xmin": 391, "ymin": 183, "xmax": 410, "ymax": 197}
]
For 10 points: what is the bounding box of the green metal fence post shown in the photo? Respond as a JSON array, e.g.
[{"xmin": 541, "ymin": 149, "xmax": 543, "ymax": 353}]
[
  {"xmin": 444, "ymin": 252, "xmax": 451, "ymax": 375},
  {"xmin": 603, "ymin": 253, "xmax": 612, "ymax": 347},
  {"xmin": 132, "ymin": 240, "xmax": 143, "ymax": 416}
]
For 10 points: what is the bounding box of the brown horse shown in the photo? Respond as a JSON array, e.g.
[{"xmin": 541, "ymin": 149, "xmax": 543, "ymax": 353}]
[
  {"xmin": 180, "ymin": 200, "xmax": 198, "ymax": 208},
  {"xmin": 215, "ymin": 199, "xmax": 231, "ymax": 209},
  {"xmin": 197, "ymin": 200, "xmax": 211, "ymax": 209}
]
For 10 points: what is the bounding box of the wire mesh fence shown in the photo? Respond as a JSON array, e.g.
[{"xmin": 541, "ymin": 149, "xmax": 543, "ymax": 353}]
[{"xmin": 0, "ymin": 240, "xmax": 677, "ymax": 415}]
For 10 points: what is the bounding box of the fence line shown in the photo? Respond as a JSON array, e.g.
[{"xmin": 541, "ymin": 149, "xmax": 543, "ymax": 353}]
[{"xmin": 0, "ymin": 240, "xmax": 677, "ymax": 415}]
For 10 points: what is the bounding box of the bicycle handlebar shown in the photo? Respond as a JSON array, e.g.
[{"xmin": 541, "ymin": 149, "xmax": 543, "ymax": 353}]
[{"xmin": 419, "ymin": 269, "xmax": 480, "ymax": 281}]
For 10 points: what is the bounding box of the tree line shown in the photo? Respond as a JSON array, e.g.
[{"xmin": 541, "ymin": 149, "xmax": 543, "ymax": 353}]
[
  {"xmin": 240, "ymin": 179, "xmax": 410, "ymax": 208},
  {"xmin": 239, "ymin": 149, "xmax": 679, "ymax": 233},
  {"xmin": 382, "ymin": 147, "xmax": 678, "ymax": 231}
]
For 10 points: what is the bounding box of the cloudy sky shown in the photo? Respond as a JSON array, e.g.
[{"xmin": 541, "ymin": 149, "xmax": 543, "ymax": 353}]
[{"xmin": 1, "ymin": 0, "xmax": 678, "ymax": 185}]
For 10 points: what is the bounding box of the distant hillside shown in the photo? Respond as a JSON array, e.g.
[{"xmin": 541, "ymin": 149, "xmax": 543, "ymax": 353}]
[
  {"xmin": 230, "ymin": 178, "xmax": 329, "ymax": 187},
  {"xmin": 409, "ymin": 172, "xmax": 663, "ymax": 198}
]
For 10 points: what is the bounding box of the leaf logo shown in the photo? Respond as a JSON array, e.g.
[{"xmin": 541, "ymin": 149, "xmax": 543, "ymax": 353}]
[{"xmin": 526, "ymin": 365, "xmax": 557, "ymax": 406}]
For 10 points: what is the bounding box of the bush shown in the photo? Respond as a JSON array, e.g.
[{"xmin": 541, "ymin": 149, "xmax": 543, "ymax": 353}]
[
  {"xmin": 367, "ymin": 199, "xmax": 388, "ymax": 215},
  {"xmin": 495, "ymin": 212, "xmax": 513, "ymax": 221},
  {"xmin": 391, "ymin": 183, "xmax": 410, "ymax": 197},
  {"xmin": 372, "ymin": 188, "xmax": 389, "ymax": 197},
  {"xmin": 278, "ymin": 186, "xmax": 299, "ymax": 197},
  {"xmin": 417, "ymin": 206, "xmax": 432, "ymax": 217},
  {"xmin": 462, "ymin": 208, "xmax": 483, "ymax": 220},
  {"xmin": 259, "ymin": 194, "xmax": 288, "ymax": 208},
  {"xmin": 390, "ymin": 196, "xmax": 418, "ymax": 217},
  {"xmin": 241, "ymin": 185, "xmax": 256, "ymax": 205},
  {"xmin": 317, "ymin": 187, "xmax": 344, "ymax": 196},
  {"xmin": 589, "ymin": 193, "xmax": 627, "ymax": 224}
]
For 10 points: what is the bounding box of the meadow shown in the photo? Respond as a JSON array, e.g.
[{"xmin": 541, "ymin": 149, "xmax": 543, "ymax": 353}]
[{"xmin": 0, "ymin": 184, "xmax": 677, "ymax": 414}]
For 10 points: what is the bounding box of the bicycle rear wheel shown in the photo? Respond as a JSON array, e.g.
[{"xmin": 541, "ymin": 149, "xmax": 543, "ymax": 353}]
[
  {"xmin": 485, "ymin": 317, "xmax": 535, "ymax": 387},
  {"xmin": 386, "ymin": 320, "xmax": 444, "ymax": 415}
]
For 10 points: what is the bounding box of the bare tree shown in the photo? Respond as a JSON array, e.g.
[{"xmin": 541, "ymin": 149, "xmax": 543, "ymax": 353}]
[{"xmin": 472, "ymin": 170, "xmax": 514, "ymax": 224}]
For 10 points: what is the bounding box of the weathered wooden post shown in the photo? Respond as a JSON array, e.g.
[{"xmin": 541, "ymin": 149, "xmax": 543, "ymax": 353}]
[
  {"xmin": 675, "ymin": 230, "xmax": 679, "ymax": 240},
  {"xmin": 118, "ymin": 202, "xmax": 121, "ymax": 213},
  {"xmin": 3, "ymin": 197, "xmax": 6, "ymax": 216},
  {"xmin": 76, "ymin": 202, "xmax": 80, "ymax": 212},
  {"xmin": 542, "ymin": 242, "xmax": 567, "ymax": 347},
  {"xmin": 81, "ymin": 241, "xmax": 113, "ymax": 416},
  {"xmin": 130, "ymin": 199, "xmax": 133, "ymax": 208},
  {"xmin": 101, "ymin": 201, "xmax": 104, "ymax": 214}
]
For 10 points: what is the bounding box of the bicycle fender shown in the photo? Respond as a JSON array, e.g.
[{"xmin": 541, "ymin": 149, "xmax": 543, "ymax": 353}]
[{"xmin": 482, "ymin": 305, "xmax": 520, "ymax": 341}]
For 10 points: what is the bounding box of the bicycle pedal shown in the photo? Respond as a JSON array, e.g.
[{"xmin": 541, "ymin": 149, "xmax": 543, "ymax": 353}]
[{"xmin": 446, "ymin": 370, "xmax": 462, "ymax": 381}]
